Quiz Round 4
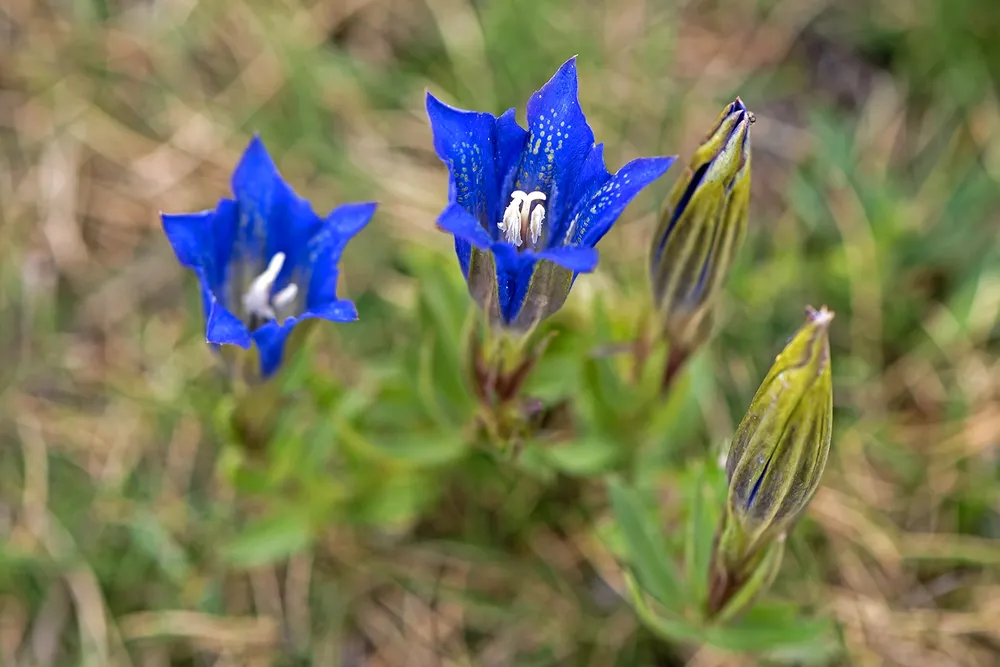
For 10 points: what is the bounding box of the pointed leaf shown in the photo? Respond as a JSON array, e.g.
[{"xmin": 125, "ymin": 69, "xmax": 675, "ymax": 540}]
[
  {"xmin": 544, "ymin": 435, "xmax": 621, "ymax": 476},
  {"xmin": 374, "ymin": 431, "xmax": 469, "ymax": 467},
  {"xmin": 684, "ymin": 461, "xmax": 724, "ymax": 612},
  {"xmin": 623, "ymin": 570, "xmax": 703, "ymax": 643},
  {"xmin": 127, "ymin": 511, "xmax": 192, "ymax": 585},
  {"xmin": 221, "ymin": 509, "xmax": 313, "ymax": 567},
  {"xmin": 705, "ymin": 604, "xmax": 836, "ymax": 654},
  {"xmin": 607, "ymin": 477, "xmax": 683, "ymax": 610}
]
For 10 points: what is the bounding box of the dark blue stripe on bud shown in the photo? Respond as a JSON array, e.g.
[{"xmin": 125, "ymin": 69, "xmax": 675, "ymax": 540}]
[
  {"xmin": 746, "ymin": 452, "xmax": 772, "ymax": 508},
  {"xmin": 654, "ymin": 162, "xmax": 709, "ymax": 264}
]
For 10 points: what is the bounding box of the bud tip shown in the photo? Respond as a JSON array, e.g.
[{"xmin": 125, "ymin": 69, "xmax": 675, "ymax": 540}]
[{"xmin": 806, "ymin": 304, "xmax": 834, "ymax": 327}]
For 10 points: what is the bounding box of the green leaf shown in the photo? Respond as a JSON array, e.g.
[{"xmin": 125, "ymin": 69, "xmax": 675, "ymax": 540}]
[
  {"xmin": 705, "ymin": 604, "xmax": 836, "ymax": 654},
  {"xmin": 353, "ymin": 470, "xmax": 434, "ymax": 528},
  {"xmin": 607, "ymin": 477, "xmax": 682, "ymax": 611},
  {"xmin": 514, "ymin": 442, "xmax": 558, "ymax": 483},
  {"xmin": 221, "ymin": 509, "xmax": 314, "ymax": 567},
  {"xmin": 623, "ymin": 570, "xmax": 703, "ymax": 643},
  {"xmin": 581, "ymin": 356, "xmax": 635, "ymax": 432},
  {"xmin": 543, "ymin": 435, "xmax": 621, "ymax": 476},
  {"xmin": 684, "ymin": 461, "xmax": 724, "ymax": 613},
  {"xmin": 127, "ymin": 511, "xmax": 191, "ymax": 585},
  {"xmin": 373, "ymin": 431, "xmax": 469, "ymax": 467},
  {"xmin": 643, "ymin": 355, "xmax": 700, "ymax": 473},
  {"xmin": 225, "ymin": 459, "xmax": 271, "ymax": 496}
]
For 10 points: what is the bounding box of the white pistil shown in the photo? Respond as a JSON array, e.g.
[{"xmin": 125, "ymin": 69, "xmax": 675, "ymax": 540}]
[
  {"xmin": 242, "ymin": 252, "xmax": 299, "ymax": 323},
  {"xmin": 272, "ymin": 284, "xmax": 299, "ymax": 310},
  {"xmin": 497, "ymin": 190, "xmax": 547, "ymax": 248}
]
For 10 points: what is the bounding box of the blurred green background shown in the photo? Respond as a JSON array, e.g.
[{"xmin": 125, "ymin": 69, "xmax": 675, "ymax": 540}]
[{"xmin": 2, "ymin": 0, "xmax": 1000, "ymax": 665}]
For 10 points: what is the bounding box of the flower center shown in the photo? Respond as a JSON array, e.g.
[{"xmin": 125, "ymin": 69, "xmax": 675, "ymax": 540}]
[
  {"xmin": 498, "ymin": 190, "xmax": 546, "ymax": 248},
  {"xmin": 242, "ymin": 252, "xmax": 299, "ymax": 326}
]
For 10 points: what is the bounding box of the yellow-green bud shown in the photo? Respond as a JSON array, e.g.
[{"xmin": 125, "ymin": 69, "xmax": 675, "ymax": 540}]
[
  {"xmin": 721, "ymin": 305, "xmax": 834, "ymax": 567},
  {"xmin": 649, "ymin": 98, "xmax": 752, "ymax": 353}
]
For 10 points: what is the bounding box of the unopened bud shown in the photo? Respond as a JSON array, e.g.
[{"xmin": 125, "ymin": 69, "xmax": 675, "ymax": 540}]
[
  {"xmin": 720, "ymin": 306, "xmax": 834, "ymax": 569},
  {"xmin": 649, "ymin": 98, "xmax": 752, "ymax": 355}
]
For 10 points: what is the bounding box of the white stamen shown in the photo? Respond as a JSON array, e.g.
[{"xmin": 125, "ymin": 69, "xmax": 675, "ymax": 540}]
[
  {"xmin": 272, "ymin": 283, "xmax": 299, "ymax": 310},
  {"xmin": 498, "ymin": 190, "xmax": 547, "ymax": 248},
  {"xmin": 499, "ymin": 193, "xmax": 526, "ymax": 247},
  {"xmin": 242, "ymin": 252, "xmax": 299, "ymax": 322},
  {"xmin": 529, "ymin": 202, "xmax": 545, "ymax": 245}
]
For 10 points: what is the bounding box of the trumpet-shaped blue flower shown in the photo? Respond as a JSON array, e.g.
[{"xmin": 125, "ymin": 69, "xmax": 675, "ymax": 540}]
[
  {"xmin": 427, "ymin": 57, "xmax": 676, "ymax": 330},
  {"xmin": 161, "ymin": 136, "xmax": 375, "ymax": 377}
]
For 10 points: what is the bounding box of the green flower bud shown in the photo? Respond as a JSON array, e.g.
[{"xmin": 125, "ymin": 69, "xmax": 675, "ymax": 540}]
[
  {"xmin": 721, "ymin": 306, "xmax": 834, "ymax": 567},
  {"xmin": 649, "ymin": 99, "xmax": 752, "ymax": 353}
]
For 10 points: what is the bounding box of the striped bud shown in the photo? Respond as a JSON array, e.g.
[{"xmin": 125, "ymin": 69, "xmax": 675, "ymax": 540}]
[
  {"xmin": 706, "ymin": 307, "xmax": 834, "ymax": 617},
  {"xmin": 721, "ymin": 306, "xmax": 834, "ymax": 568},
  {"xmin": 649, "ymin": 99, "xmax": 752, "ymax": 354}
]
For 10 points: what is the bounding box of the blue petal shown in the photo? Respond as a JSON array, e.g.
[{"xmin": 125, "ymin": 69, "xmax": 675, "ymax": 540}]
[
  {"xmin": 231, "ymin": 135, "xmax": 281, "ymax": 205},
  {"xmin": 251, "ymin": 300, "xmax": 359, "ymax": 377},
  {"xmin": 164, "ymin": 202, "xmax": 239, "ymax": 317},
  {"xmin": 491, "ymin": 244, "xmax": 590, "ymax": 325},
  {"xmin": 568, "ymin": 143, "xmax": 612, "ymax": 209},
  {"xmin": 454, "ymin": 237, "xmax": 472, "ymax": 277},
  {"xmin": 231, "ymin": 135, "xmax": 293, "ymax": 263},
  {"xmin": 205, "ymin": 280, "xmax": 252, "ymax": 349},
  {"xmin": 535, "ymin": 246, "xmax": 599, "ymax": 273},
  {"xmin": 301, "ymin": 202, "xmax": 378, "ymax": 265},
  {"xmin": 546, "ymin": 143, "xmax": 610, "ymax": 245},
  {"xmin": 267, "ymin": 194, "xmax": 321, "ymax": 292},
  {"xmin": 438, "ymin": 203, "xmax": 493, "ymax": 249},
  {"xmin": 516, "ymin": 57, "xmax": 596, "ymax": 227},
  {"xmin": 495, "ymin": 108, "xmax": 529, "ymax": 217},
  {"xmin": 162, "ymin": 210, "xmax": 214, "ymax": 269},
  {"xmin": 305, "ymin": 254, "xmax": 341, "ymax": 313},
  {"xmin": 324, "ymin": 202, "xmax": 377, "ymax": 245},
  {"xmin": 491, "ymin": 244, "xmax": 534, "ymax": 324},
  {"xmin": 303, "ymin": 205, "xmax": 373, "ymax": 312},
  {"xmin": 305, "ymin": 300, "xmax": 359, "ymax": 322},
  {"xmin": 251, "ymin": 319, "xmax": 293, "ymax": 378},
  {"xmin": 426, "ymin": 93, "xmax": 500, "ymax": 233},
  {"xmin": 571, "ymin": 155, "xmax": 677, "ymax": 247},
  {"xmin": 210, "ymin": 199, "xmax": 240, "ymax": 291}
]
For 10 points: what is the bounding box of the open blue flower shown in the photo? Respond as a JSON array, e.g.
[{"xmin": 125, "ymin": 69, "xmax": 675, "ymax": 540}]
[
  {"xmin": 161, "ymin": 136, "xmax": 375, "ymax": 377},
  {"xmin": 426, "ymin": 57, "xmax": 676, "ymax": 330}
]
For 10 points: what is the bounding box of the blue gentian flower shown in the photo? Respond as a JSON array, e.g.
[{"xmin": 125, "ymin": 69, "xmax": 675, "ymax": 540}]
[
  {"xmin": 161, "ymin": 136, "xmax": 375, "ymax": 377},
  {"xmin": 426, "ymin": 57, "xmax": 677, "ymax": 330}
]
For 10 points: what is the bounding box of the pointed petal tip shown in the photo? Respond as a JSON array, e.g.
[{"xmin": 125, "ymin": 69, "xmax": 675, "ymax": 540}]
[
  {"xmin": 559, "ymin": 55, "xmax": 580, "ymax": 76},
  {"xmin": 617, "ymin": 154, "xmax": 678, "ymax": 180},
  {"xmin": 425, "ymin": 89, "xmax": 442, "ymax": 110},
  {"xmin": 539, "ymin": 56, "xmax": 581, "ymax": 93},
  {"xmin": 244, "ymin": 133, "xmax": 269, "ymax": 156},
  {"xmin": 425, "ymin": 91, "xmax": 472, "ymax": 116},
  {"xmin": 233, "ymin": 134, "xmax": 279, "ymax": 184},
  {"xmin": 653, "ymin": 154, "xmax": 680, "ymax": 173},
  {"xmin": 425, "ymin": 91, "xmax": 487, "ymax": 133}
]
